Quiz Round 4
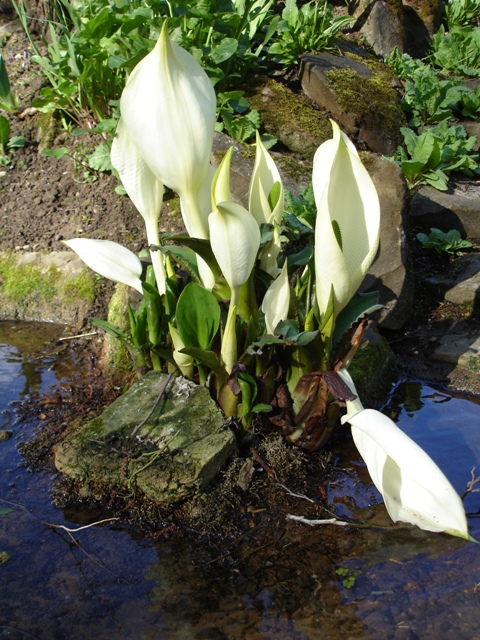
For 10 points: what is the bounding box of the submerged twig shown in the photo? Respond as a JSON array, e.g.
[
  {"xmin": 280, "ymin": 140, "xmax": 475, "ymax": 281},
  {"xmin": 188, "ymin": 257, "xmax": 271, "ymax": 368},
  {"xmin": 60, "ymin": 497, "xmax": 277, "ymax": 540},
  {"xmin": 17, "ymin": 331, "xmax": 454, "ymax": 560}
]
[
  {"xmin": 461, "ymin": 466, "xmax": 480, "ymax": 500},
  {"xmin": 131, "ymin": 371, "xmax": 174, "ymax": 437},
  {"xmin": 43, "ymin": 518, "xmax": 119, "ymax": 533},
  {"xmin": 287, "ymin": 513, "xmax": 391, "ymax": 530},
  {"xmin": 58, "ymin": 331, "xmax": 98, "ymax": 341},
  {"xmin": 287, "ymin": 514, "xmax": 351, "ymax": 527}
]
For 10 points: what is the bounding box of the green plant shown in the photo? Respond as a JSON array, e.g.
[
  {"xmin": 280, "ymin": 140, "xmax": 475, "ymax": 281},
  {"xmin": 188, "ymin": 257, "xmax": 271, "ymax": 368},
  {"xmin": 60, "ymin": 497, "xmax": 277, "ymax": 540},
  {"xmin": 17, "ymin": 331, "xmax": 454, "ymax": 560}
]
[
  {"xmin": 428, "ymin": 25, "xmax": 480, "ymax": 77},
  {"xmin": 416, "ymin": 228, "xmax": 475, "ymax": 254},
  {"xmin": 444, "ymin": 0, "xmax": 480, "ymax": 29},
  {"xmin": 401, "ymin": 65, "xmax": 473, "ymax": 126},
  {"xmin": 216, "ymin": 90, "xmax": 275, "ymax": 145},
  {"xmin": 384, "ymin": 47, "xmax": 426, "ymax": 81},
  {"xmin": 392, "ymin": 122, "xmax": 479, "ymax": 190},
  {"xmin": 0, "ymin": 55, "xmax": 19, "ymax": 113},
  {"xmin": 0, "ymin": 115, "xmax": 26, "ymax": 165},
  {"xmin": 267, "ymin": 0, "xmax": 352, "ymax": 68}
]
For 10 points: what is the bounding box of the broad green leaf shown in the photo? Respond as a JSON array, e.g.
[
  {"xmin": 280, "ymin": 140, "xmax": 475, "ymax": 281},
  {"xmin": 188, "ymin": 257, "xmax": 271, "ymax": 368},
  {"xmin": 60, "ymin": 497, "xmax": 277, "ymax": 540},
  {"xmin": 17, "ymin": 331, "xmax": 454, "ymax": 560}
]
[
  {"xmin": 210, "ymin": 37, "xmax": 238, "ymax": 64},
  {"xmin": 176, "ymin": 282, "xmax": 220, "ymax": 351},
  {"xmin": 88, "ymin": 142, "xmax": 113, "ymax": 172},
  {"xmin": 163, "ymin": 234, "xmax": 221, "ymax": 280},
  {"xmin": 333, "ymin": 291, "xmax": 382, "ymax": 344},
  {"xmin": 0, "ymin": 507, "xmax": 14, "ymax": 515}
]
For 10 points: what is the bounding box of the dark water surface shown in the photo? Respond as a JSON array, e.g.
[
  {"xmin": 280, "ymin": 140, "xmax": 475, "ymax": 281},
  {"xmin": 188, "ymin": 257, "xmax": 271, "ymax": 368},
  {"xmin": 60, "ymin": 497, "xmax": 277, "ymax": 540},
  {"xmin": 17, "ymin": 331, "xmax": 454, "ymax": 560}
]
[{"xmin": 1, "ymin": 322, "xmax": 480, "ymax": 639}]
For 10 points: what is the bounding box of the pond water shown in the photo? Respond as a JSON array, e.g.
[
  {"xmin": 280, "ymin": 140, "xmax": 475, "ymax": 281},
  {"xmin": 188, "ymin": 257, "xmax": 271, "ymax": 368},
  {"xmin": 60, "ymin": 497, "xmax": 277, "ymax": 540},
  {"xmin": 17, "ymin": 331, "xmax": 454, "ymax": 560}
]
[{"xmin": 1, "ymin": 322, "xmax": 480, "ymax": 640}]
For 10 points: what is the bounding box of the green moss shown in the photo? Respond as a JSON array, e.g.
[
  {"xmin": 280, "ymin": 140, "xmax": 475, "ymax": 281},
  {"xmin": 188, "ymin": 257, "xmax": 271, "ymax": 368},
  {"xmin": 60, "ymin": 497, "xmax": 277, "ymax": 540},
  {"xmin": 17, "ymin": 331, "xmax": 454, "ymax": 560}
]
[
  {"xmin": 61, "ymin": 271, "xmax": 96, "ymax": 303},
  {"xmin": 349, "ymin": 332, "xmax": 397, "ymax": 406},
  {"xmin": 0, "ymin": 253, "xmax": 60, "ymax": 303},
  {"xmin": 467, "ymin": 356, "xmax": 480, "ymax": 373},
  {"xmin": 325, "ymin": 66, "xmax": 406, "ymax": 148},
  {"xmin": 245, "ymin": 78, "xmax": 331, "ymax": 156}
]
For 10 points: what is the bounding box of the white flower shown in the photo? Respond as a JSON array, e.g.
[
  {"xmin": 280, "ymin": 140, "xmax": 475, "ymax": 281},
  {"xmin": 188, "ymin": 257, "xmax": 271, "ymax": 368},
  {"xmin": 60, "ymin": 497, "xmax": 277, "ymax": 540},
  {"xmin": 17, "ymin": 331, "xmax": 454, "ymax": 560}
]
[
  {"xmin": 338, "ymin": 369, "xmax": 471, "ymax": 539},
  {"xmin": 262, "ymin": 261, "xmax": 290, "ymax": 335},
  {"xmin": 208, "ymin": 202, "xmax": 260, "ymax": 293},
  {"xmin": 63, "ymin": 238, "xmax": 143, "ymax": 294},
  {"xmin": 313, "ymin": 121, "xmax": 380, "ymax": 317},
  {"xmin": 208, "ymin": 201, "xmax": 260, "ymax": 372},
  {"xmin": 119, "ymin": 21, "xmax": 216, "ymax": 243},
  {"xmin": 111, "ymin": 118, "xmax": 166, "ymax": 294},
  {"xmin": 249, "ymin": 131, "xmax": 284, "ymax": 226}
]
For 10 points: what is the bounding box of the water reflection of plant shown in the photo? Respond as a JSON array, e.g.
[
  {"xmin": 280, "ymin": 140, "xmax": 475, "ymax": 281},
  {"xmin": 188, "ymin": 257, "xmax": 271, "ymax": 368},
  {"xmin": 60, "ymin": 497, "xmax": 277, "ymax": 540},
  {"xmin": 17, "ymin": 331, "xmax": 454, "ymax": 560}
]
[{"xmin": 63, "ymin": 23, "xmax": 471, "ymax": 540}]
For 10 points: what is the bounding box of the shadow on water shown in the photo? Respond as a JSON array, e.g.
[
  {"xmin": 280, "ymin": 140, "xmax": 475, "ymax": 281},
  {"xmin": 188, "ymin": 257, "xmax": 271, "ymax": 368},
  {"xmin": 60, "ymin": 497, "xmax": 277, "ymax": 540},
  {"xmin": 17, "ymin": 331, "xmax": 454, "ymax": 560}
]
[{"xmin": 1, "ymin": 322, "xmax": 480, "ymax": 639}]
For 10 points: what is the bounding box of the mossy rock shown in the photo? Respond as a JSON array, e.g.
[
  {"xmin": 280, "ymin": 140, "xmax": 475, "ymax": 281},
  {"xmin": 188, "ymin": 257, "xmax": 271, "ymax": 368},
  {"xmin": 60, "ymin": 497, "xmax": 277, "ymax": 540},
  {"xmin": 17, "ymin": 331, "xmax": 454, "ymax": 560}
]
[
  {"xmin": 0, "ymin": 250, "xmax": 96, "ymax": 323},
  {"xmin": 245, "ymin": 77, "xmax": 331, "ymax": 158},
  {"xmin": 349, "ymin": 326, "xmax": 397, "ymax": 407},
  {"xmin": 54, "ymin": 371, "xmax": 237, "ymax": 507},
  {"xmin": 300, "ymin": 52, "xmax": 406, "ymax": 154}
]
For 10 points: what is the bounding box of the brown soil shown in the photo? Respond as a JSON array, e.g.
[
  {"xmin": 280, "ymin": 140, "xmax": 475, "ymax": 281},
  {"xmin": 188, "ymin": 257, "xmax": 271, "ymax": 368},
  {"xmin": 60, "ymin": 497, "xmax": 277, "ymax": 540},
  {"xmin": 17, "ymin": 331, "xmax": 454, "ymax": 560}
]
[{"xmin": 0, "ymin": 17, "xmax": 183, "ymax": 258}]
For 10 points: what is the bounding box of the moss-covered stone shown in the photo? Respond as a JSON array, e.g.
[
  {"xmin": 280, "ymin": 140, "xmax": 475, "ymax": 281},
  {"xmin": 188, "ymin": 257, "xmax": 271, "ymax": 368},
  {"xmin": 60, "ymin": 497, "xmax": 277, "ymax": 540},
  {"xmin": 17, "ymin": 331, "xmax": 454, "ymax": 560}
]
[
  {"xmin": 54, "ymin": 371, "xmax": 236, "ymax": 507},
  {"xmin": 349, "ymin": 327, "xmax": 397, "ymax": 407},
  {"xmin": 100, "ymin": 282, "xmax": 138, "ymax": 382},
  {"xmin": 325, "ymin": 65, "xmax": 406, "ymax": 152},
  {"xmin": 0, "ymin": 250, "xmax": 96, "ymax": 323},
  {"xmin": 245, "ymin": 78, "xmax": 331, "ymax": 158}
]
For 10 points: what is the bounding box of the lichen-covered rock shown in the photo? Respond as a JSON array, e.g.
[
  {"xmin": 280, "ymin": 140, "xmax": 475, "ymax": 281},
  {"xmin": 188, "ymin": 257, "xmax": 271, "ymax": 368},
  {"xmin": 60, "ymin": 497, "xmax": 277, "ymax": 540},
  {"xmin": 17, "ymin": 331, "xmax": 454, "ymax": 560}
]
[
  {"xmin": 299, "ymin": 52, "xmax": 406, "ymax": 154},
  {"xmin": 54, "ymin": 371, "xmax": 236, "ymax": 507}
]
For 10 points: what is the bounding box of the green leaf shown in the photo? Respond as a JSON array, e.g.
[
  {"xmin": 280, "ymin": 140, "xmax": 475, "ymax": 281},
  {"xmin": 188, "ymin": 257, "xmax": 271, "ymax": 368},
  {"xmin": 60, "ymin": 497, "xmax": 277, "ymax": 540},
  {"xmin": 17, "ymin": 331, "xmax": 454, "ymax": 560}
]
[
  {"xmin": 88, "ymin": 142, "xmax": 113, "ymax": 172},
  {"xmin": 176, "ymin": 282, "xmax": 220, "ymax": 351},
  {"xmin": 162, "ymin": 234, "xmax": 221, "ymax": 281},
  {"xmin": 0, "ymin": 114, "xmax": 10, "ymax": 147},
  {"xmin": 333, "ymin": 291, "xmax": 382, "ymax": 343},
  {"xmin": 7, "ymin": 136, "xmax": 25, "ymax": 149},
  {"xmin": 0, "ymin": 507, "xmax": 14, "ymax": 515},
  {"xmin": 42, "ymin": 148, "xmax": 70, "ymax": 159},
  {"xmin": 179, "ymin": 346, "xmax": 228, "ymax": 383},
  {"xmin": 209, "ymin": 37, "xmax": 238, "ymax": 64},
  {"xmin": 142, "ymin": 282, "xmax": 164, "ymax": 347}
]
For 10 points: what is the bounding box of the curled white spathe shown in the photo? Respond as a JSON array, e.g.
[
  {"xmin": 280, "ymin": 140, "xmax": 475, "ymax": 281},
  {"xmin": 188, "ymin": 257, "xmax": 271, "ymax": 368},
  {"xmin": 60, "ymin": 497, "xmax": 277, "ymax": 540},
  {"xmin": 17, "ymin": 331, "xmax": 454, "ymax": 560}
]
[
  {"xmin": 208, "ymin": 201, "xmax": 260, "ymax": 292},
  {"xmin": 338, "ymin": 369, "xmax": 471, "ymax": 539},
  {"xmin": 262, "ymin": 261, "xmax": 290, "ymax": 335},
  {"xmin": 119, "ymin": 21, "xmax": 216, "ymax": 241},
  {"xmin": 63, "ymin": 238, "xmax": 143, "ymax": 295},
  {"xmin": 313, "ymin": 121, "xmax": 380, "ymax": 318}
]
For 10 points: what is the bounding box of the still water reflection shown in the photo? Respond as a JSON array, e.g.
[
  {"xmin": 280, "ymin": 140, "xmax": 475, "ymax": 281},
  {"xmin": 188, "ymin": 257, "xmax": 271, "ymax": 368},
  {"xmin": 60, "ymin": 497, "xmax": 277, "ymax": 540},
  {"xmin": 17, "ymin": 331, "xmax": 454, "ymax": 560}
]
[{"xmin": 1, "ymin": 322, "xmax": 480, "ymax": 639}]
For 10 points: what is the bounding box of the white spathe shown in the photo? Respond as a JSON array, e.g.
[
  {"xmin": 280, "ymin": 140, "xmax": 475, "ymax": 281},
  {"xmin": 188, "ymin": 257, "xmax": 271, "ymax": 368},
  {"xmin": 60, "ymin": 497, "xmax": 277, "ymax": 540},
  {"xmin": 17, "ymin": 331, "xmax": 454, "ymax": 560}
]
[
  {"xmin": 313, "ymin": 121, "xmax": 380, "ymax": 318},
  {"xmin": 338, "ymin": 369, "xmax": 471, "ymax": 539},
  {"xmin": 111, "ymin": 118, "xmax": 166, "ymax": 294},
  {"xmin": 119, "ymin": 21, "xmax": 216, "ymax": 241},
  {"xmin": 262, "ymin": 261, "xmax": 290, "ymax": 335},
  {"xmin": 249, "ymin": 131, "xmax": 284, "ymax": 226},
  {"xmin": 208, "ymin": 201, "xmax": 260, "ymax": 292},
  {"xmin": 63, "ymin": 238, "xmax": 143, "ymax": 294}
]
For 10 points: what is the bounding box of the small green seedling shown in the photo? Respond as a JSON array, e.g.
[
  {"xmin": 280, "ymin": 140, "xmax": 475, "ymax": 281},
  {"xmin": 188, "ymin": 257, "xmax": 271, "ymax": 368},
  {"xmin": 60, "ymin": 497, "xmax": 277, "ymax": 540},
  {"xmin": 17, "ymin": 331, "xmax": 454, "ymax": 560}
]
[{"xmin": 416, "ymin": 228, "xmax": 475, "ymax": 255}]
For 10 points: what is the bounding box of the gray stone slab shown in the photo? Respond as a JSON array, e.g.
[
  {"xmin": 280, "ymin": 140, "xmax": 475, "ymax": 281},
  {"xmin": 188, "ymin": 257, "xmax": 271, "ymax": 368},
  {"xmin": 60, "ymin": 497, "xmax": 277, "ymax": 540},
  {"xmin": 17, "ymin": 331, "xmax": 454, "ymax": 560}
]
[
  {"xmin": 434, "ymin": 334, "xmax": 480, "ymax": 372},
  {"xmin": 55, "ymin": 371, "xmax": 236, "ymax": 507},
  {"xmin": 422, "ymin": 253, "xmax": 480, "ymax": 306},
  {"xmin": 410, "ymin": 184, "xmax": 480, "ymax": 239}
]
